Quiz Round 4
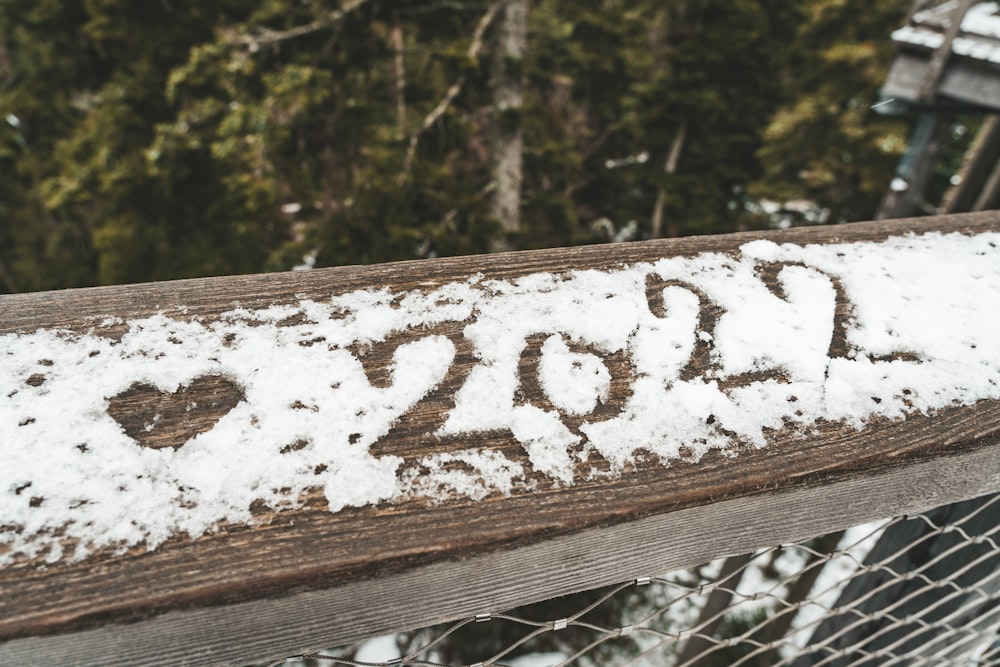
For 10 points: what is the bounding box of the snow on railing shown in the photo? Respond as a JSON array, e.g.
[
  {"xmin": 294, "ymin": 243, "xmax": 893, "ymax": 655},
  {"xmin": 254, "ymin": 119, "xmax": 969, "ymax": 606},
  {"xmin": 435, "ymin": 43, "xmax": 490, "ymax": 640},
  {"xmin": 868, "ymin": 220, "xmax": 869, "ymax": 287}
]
[{"xmin": 2, "ymin": 211, "xmax": 1000, "ymax": 666}]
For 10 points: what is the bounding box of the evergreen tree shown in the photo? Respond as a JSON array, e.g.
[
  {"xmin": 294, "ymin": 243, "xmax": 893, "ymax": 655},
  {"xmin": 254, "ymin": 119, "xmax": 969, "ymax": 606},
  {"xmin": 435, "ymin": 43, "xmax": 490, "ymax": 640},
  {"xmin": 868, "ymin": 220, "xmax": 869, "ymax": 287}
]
[
  {"xmin": 749, "ymin": 0, "xmax": 912, "ymax": 224},
  {"xmin": 0, "ymin": 0, "xmax": 914, "ymax": 294},
  {"xmin": 0, "ymin": 0, "xmax": 105, "ymax": 291}
]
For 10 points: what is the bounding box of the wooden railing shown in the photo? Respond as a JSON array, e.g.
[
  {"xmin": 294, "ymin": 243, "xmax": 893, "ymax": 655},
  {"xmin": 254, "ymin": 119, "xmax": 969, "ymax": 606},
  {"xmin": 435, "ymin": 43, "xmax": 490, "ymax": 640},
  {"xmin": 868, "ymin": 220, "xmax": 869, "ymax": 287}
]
[{"xmin": 2, "ymin": 211, "xmax": 1000, "ymax": 666}]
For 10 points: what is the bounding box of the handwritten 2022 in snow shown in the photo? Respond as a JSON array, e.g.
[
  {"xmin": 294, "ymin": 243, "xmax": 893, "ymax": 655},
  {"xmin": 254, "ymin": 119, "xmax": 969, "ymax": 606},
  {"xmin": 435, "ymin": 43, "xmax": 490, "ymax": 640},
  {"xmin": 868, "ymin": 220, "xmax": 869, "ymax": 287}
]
[{"xmin": 3, "ymin": 231, "xmax": 1000, "ymax": 564}]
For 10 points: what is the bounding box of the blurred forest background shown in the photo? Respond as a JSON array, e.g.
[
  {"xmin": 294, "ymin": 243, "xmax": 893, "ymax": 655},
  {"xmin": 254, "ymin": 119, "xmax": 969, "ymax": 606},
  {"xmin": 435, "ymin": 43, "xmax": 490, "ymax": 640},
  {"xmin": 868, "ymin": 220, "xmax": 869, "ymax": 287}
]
[{"xmin": 0, "ymin": 0, "xmax": 928, "ymax": 294}]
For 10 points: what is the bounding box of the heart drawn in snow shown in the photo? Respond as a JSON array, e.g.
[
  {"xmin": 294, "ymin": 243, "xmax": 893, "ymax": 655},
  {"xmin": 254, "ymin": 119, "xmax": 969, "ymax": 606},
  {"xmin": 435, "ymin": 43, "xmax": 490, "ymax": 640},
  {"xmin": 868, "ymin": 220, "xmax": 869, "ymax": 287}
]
[{"xmin": 107, "ymin": 375, "xmax": 245, "ymax": 450}]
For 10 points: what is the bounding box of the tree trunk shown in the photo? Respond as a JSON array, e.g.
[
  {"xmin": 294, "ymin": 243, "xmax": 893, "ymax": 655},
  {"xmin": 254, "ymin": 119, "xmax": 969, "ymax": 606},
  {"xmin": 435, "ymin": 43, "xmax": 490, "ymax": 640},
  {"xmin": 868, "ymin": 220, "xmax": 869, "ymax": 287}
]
[
  {"xmin": 674, "ymin": 552, "xmax": 752, "ymax": 665},
  {"xmin": 490, "ymin": 0, "xmax": 527, "ymax": 250}
]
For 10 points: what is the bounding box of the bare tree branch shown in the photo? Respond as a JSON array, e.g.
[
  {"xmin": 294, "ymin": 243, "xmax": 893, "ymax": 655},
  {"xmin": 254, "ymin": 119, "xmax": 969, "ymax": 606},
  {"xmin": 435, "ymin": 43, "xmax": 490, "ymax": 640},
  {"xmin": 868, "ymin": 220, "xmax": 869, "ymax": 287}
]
[
  {"xmin": 0, "ymin": 38, "xmax": 14, "ymax": 84},
  {"xmin": 391, "ymin": 18, "xmax": 407, "ymax": 138},
  {"xmin": 416, "ymin": 181, "xmax": 496, "ymax": 258},
  {"xmin": 650, "ymin": 121, "xmax": 686, "ymax": 238},
  {"xmin": 399, "ymin": 1, "xmax": 501, "ymax": 183},
  {"xmin": 237, "ymin": 0, "xmax": 371, "ymax": 50}
]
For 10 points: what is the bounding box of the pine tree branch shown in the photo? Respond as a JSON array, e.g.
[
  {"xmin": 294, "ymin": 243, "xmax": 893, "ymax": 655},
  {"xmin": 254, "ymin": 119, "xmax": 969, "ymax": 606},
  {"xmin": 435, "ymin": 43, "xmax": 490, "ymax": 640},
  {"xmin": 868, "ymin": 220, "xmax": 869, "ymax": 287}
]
[
  {"xmin": 237, "ymin": 0, "xmax": 371, "ymax": 50},
  {"xmin": 398, "ymin": 1, "xmax": 501, "ymax": 183}
]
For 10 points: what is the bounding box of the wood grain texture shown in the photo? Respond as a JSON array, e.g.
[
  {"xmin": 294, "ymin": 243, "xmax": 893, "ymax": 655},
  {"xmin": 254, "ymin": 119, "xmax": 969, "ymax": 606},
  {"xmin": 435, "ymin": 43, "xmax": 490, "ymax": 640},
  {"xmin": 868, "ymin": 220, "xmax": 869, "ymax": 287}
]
[
  {"xmin": 2, "ymin": 211, "xmax": 1000, "ymax": 666},
  {"xmin": 2, "ymin": 437, "xmax": 999, "ymax": 667}
]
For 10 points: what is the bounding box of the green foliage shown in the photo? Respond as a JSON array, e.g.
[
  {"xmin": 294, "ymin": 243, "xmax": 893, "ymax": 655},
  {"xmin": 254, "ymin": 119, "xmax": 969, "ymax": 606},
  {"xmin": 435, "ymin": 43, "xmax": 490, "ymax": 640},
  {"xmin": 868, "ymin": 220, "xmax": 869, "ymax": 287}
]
[
  {"xmin": 0, "ymin": 0, "xmax": 914, "ymax": 293},
  {"xmin": 750, "ymin": 0, "xmax": 912, "ymax": 223}
]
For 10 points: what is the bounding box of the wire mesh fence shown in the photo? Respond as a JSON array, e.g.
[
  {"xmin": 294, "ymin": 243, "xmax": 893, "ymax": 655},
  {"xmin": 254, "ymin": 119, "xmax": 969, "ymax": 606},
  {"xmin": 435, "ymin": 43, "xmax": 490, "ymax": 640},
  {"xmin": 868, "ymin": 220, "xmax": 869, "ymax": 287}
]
[{"xmin": 257, "ymin": 492, "xmax": 1000, "ymax": 667}]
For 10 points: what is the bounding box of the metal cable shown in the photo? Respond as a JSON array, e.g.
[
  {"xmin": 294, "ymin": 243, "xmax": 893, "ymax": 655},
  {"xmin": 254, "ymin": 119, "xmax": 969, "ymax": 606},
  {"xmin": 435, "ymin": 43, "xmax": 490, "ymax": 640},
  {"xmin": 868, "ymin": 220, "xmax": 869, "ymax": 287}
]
[{"xmin": 257, "ymin": 494, "xmax": 1000, "ymax": 667}]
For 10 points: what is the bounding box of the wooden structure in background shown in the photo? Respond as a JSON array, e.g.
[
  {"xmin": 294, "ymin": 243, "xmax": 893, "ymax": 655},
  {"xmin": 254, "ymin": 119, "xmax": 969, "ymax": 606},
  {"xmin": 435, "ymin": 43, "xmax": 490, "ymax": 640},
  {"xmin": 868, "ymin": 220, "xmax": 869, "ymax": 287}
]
[
  {"xmin": 884, "ymin": 0, "xmax": 1000, "ymax": 113},
  {"xmin": 2, "ymin": 211, "xmax": 1000, "ymax": 666},
  {"xmin": 877, "ymin": 1, "xmax": 1000, "ymax": 218}
]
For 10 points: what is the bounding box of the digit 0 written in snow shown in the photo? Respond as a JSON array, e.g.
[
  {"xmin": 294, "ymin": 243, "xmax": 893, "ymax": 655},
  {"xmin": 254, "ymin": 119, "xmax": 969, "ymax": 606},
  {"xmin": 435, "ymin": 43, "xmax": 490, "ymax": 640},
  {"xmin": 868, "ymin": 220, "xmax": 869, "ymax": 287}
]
[{"xmin": 2, "ymin": 231, "xmax": 1000, "ymax": 565}]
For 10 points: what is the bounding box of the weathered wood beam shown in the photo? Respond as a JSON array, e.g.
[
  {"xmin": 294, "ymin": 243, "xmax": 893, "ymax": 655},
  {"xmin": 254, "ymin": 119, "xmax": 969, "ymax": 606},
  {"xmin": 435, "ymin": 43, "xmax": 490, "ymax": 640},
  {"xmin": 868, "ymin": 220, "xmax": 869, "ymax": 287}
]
[
  {"xmin": 2, "ymin": 211, "xmax": 1000, "ymax": 666},
  {"xmin": 882, "ymin": 52, "xmax": 1000, "ymax": 113},
  {"xmin": 916, "ymin": 0, "xmax": 976, "ymax": 102},
  {"xmin": 942, "ymin": 114, "xmax": 1000, "ymax": 213},
  {"xmin": 974, "ymin": 150, "xmax": 1000, "ymax": 211}
]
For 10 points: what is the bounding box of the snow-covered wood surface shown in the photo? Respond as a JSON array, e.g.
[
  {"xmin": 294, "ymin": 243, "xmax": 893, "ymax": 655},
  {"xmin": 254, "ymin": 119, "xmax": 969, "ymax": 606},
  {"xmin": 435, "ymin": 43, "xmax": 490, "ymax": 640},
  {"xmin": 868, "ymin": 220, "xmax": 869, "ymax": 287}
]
[{"xmin": 3, "ymin": 211, "xmax": 1000, "ymax": 666}]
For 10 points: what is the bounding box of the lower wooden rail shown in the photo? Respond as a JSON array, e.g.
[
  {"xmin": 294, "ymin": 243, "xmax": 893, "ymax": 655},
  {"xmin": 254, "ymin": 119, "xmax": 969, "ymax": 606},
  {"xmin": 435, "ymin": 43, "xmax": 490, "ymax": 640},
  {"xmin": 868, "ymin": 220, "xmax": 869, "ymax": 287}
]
[{"xmin": 2, "ymin": 211, "xmax": 1000, "ymax": 666}]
